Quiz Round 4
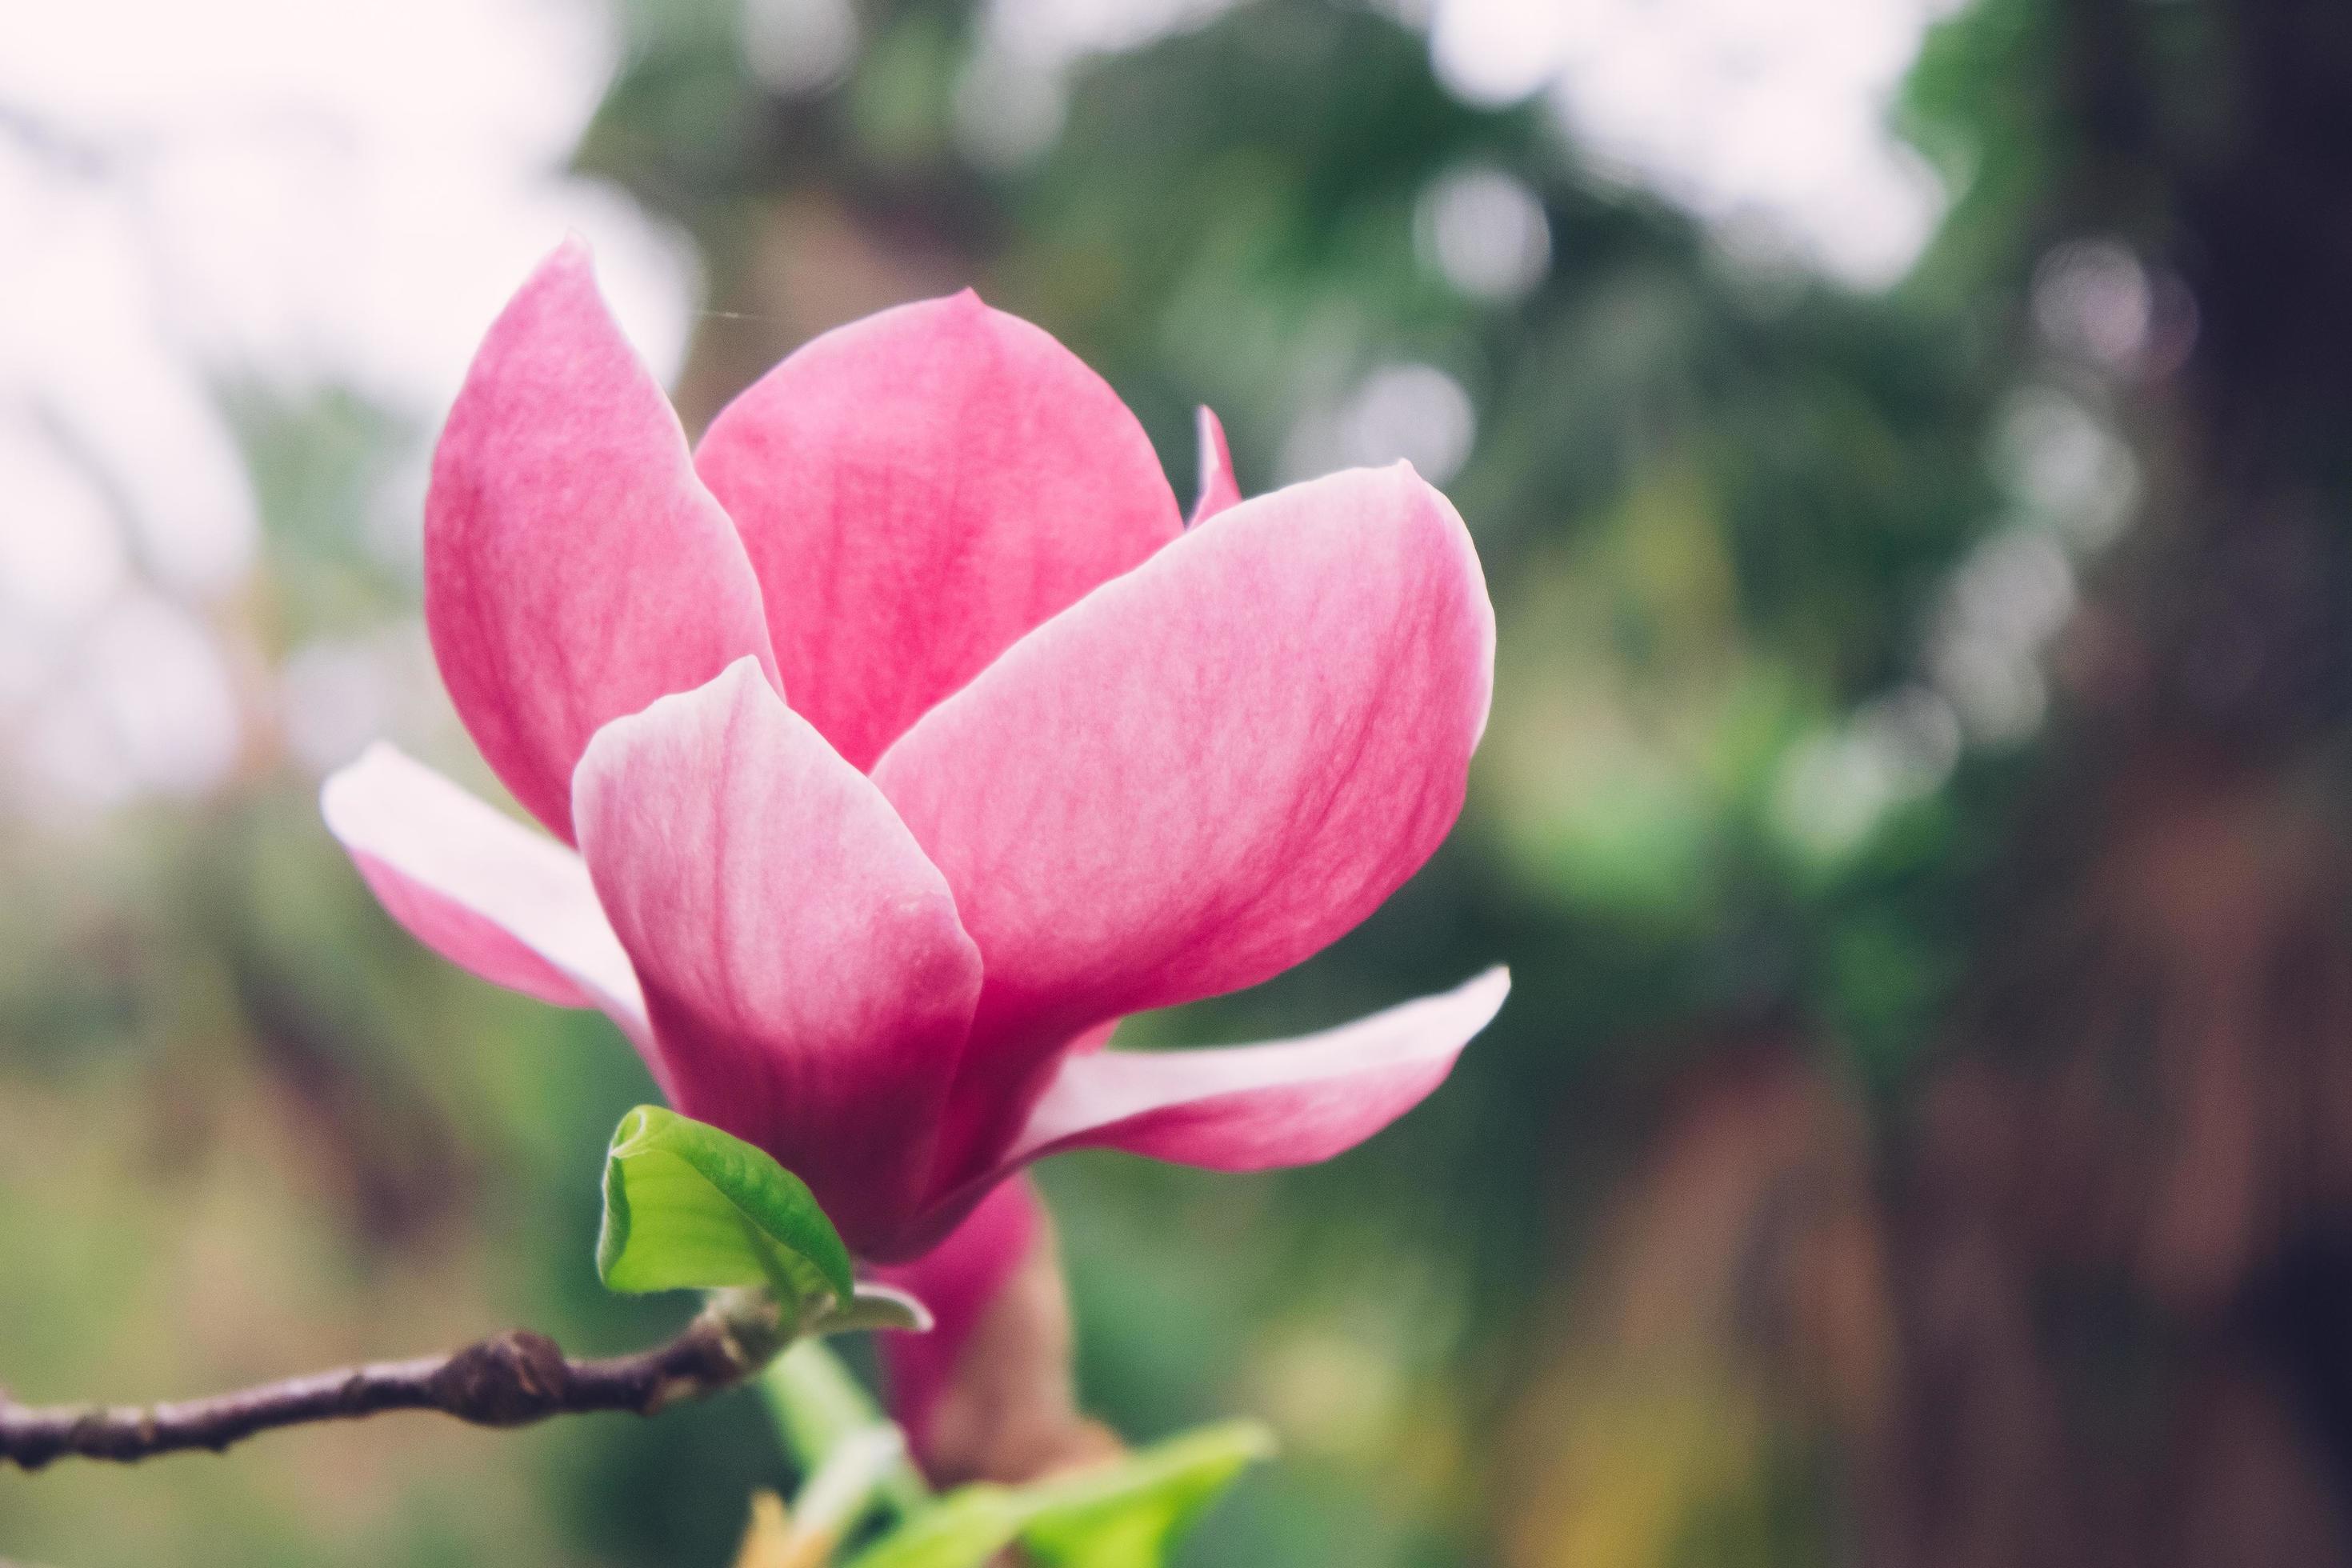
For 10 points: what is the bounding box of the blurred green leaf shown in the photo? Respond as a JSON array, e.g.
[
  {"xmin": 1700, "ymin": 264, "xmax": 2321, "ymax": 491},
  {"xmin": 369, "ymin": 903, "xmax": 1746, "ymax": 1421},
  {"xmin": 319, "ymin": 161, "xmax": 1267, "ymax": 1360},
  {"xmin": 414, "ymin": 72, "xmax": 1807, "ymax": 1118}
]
[
  {"xmin": 595, "ymin": 1105, "xmax": 854, "ymax": 1311},
  {"xmin": 840, "ymin": 1422, "xmax": 1275, "ymax": 1568},
  {"xmin": 839, "ymin": 1486, "xmax": 1031, "ymax": 1568},
  {"xmin": 1018, "ymin": 1421, "xmax": 1277, "ymax": 1568}
]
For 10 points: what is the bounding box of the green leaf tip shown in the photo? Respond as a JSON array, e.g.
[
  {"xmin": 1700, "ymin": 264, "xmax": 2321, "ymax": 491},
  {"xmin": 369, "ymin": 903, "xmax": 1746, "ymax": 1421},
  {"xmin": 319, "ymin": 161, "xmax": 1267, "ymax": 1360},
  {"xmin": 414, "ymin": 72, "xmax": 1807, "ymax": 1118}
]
[
  {"xmin": 1018, "ymin": 1420, "xmax": 1277, "ymax": 1568},
  {"xmin": 840, "ymin": 1419, "xmax": 1275, "ymax": 1568},
  {"xmin": 594, "ymin": 1104, "xmax": 856, "ymax": 1310}
]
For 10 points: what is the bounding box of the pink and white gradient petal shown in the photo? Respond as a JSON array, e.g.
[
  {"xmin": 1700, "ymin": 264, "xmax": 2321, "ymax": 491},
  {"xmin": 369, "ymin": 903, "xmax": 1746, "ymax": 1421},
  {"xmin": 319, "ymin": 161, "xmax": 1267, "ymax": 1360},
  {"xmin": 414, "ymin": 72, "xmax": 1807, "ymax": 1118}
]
[
  {"xmin": 319, "ymin": 742, "xmax": 655, "ymax": 1066},
  {"xmin": 695, "ymin": 291, "xmax": 1182, "ymax": 772},
  {"xmin": 571, "ymin": 658, "xmax": 982, "ymax": 1258},
  {"xmin": 874, "ymin": 463, "xmax": 1494, "ymax": 1176},
  {"xmin": 426, "ymin": 240, "xmax": 777, "ymax": 843},
  {"xmin": 1009, "ymin": 968, "xmax": 1508, "ymax": 1171}
]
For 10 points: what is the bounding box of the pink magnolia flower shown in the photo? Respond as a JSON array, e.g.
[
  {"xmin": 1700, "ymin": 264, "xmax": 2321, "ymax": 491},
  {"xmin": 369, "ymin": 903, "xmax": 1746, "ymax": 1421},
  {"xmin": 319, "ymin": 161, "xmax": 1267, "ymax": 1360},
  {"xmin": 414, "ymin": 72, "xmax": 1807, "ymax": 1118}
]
[{"xmin": 322, "ymin": 242, "xmax": 1506, "ymax": 1272}]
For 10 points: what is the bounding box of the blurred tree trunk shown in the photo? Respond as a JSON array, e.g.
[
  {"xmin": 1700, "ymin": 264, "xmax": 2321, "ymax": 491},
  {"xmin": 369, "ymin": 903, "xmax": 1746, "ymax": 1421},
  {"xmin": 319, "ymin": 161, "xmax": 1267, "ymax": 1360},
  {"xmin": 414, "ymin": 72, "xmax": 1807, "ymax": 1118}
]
[{"xmin": 1872, "ymin": 0, "xmax": 2352, "ymax": 1561}]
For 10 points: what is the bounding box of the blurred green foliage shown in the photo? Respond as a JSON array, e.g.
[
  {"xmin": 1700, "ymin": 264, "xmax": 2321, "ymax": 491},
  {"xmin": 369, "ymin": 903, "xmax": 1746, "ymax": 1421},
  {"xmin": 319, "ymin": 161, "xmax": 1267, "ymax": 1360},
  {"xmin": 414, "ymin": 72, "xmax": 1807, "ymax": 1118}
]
[{"xmin": 0, "ymin": 0, "xmax": 2121, "ymax": 1563}]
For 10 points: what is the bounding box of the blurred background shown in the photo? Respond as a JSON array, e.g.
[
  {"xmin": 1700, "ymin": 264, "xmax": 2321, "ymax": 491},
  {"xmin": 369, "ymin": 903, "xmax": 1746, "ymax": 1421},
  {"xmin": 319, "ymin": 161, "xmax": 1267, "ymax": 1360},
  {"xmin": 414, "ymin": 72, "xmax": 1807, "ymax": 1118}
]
[{"xmin": 3, "ymin": 0, "xmax": 2350, "ymax": 1562}]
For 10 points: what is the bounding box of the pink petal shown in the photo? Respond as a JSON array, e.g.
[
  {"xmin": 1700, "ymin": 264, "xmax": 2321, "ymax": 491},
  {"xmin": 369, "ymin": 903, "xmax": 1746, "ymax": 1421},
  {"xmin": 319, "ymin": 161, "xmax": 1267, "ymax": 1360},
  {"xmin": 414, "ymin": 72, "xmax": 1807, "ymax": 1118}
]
[
  {"xmin": 694, "ymin": 291, "xmax": 1182, "ymax": 771},
  {"xmin": 319, "ymin": 743, "xmax": 654, "ymax": 1062},
  {"xmin": 872, "ymin": 463, "xmax": 1494, "ymax": 1174},
  {"xmin": 570, "ymin": 658, "xmax": 983, "ymax": 1257},
  {"xmin": 870, "ymin": 1175, "xmax": 1042, "ymax": 1458},
  {"xmin": 1007, "ymin": 968, "xmax": 1508, "ymax": 1170},
  {"xmin": 427, "ymin": 240, "xmax": 777, "ymax": 843},
  {"xmin": 1189, "ymin": 406, "xmax": 1241, "ymax": 526}
]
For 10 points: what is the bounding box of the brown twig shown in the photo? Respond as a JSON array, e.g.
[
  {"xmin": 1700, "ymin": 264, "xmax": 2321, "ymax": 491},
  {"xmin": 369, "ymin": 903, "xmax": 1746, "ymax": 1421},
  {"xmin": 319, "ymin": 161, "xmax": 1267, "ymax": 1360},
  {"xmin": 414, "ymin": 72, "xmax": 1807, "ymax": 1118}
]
[{"xmin": 0, "ymin": 1290, "xmax": 787, "ymax": 1470}]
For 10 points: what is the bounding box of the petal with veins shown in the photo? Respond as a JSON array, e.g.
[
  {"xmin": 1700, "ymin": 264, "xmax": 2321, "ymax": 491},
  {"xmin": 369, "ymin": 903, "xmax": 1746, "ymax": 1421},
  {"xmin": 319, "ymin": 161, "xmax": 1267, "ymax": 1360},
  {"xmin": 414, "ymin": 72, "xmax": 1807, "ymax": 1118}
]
[
  {"xmin": 572, "ymin": 658, "xmax": 982, "ymax": 1256},
  {"xmin": 1008, "ymin": 968, "xmax": 1507, "ymax": 1170},
  {"xmin": 695, "ymin": 291, "xmax": 1181, "ymax": 771},
  {"xmin": 875, "ymin": 464, "xmax": 1494, "ymax": 1174},
  {"xmin": 320, "ymin": 742, "xmax": 653, "ymax": 1061},
  {"xmin": 427, "ymin": 241, "xmax": 776, "ymax": 842}
]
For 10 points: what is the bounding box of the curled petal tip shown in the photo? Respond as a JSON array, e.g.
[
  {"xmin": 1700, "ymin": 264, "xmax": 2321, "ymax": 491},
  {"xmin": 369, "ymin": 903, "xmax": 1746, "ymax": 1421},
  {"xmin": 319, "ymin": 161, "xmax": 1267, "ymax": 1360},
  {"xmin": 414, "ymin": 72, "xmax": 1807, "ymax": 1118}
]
[
  {"xmin": 1384, "ymin": 458, "xmax": 1443, "ymax": 498},
  {"xmin": 708, "ymin": 650, "xmax": 776, "ymax": 702},
  {"xmin": 322, "ymin": 738, "xmax": 396, "ymax": 797},
  {"xmin": 525, "ymin": 235, "xmax": 599, "ymax": 299},
  {"xmin": 1190, "ymin": 405, "xmax": 1242, "ymax": 526}
]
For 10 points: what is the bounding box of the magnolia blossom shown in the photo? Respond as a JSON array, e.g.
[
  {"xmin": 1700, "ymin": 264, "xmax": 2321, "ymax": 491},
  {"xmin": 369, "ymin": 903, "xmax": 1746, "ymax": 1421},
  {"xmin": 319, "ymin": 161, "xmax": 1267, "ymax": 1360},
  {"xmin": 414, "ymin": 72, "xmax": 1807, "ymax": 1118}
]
[{"xmin": 323, "ymin": 242, "xmax": 1504, "ymax": 1299}]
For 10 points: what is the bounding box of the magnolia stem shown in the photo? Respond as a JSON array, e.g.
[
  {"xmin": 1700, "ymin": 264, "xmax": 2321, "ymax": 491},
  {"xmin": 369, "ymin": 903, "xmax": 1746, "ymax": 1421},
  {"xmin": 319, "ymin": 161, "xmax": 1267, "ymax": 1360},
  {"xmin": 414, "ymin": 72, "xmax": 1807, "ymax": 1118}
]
[
  {"xmin": 762, "ymin": 1340, "xmax": 930, "ymax": 1518},
  {"xmin": 770, "ymin": 1427, "xmax": 909, "ymax": 1566},
  {"xmin": 0, "ymin": 1290, "xmax": 789, "ymax": 1470}
]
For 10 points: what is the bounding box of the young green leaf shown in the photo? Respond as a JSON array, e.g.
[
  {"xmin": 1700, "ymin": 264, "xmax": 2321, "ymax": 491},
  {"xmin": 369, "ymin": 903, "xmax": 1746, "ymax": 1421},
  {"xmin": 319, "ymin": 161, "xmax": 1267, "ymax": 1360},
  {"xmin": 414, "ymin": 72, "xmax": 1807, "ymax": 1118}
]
[
  {"xmin": 839, "ymin": 1422, "xmax": 1275, "ymax": 1568},
  {"xmin": 596, "ymin": 1105, "xmax": 855, "ymax": 1311}
]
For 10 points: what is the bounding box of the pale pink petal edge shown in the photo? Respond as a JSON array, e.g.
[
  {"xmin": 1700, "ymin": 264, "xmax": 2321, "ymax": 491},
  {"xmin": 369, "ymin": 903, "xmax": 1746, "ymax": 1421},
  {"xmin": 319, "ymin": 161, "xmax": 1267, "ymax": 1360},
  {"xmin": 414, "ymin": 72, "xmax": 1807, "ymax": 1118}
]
[
  {"xmin": 1006, "ymin": 966, "xmax": 1509, "ymax": 1171},
  {"xmin": 321, "ymin": 743, "xmax": 654, "ymax": 1058}
]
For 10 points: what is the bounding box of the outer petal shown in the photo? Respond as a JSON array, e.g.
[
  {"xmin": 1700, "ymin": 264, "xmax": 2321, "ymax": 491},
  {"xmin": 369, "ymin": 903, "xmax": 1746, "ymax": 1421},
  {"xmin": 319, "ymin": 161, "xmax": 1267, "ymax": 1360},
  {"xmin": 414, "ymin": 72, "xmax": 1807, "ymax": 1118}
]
[
  {"xmin": 694, "ymin": 291, "xmax": 1182, "ymax": 771},
  {"xmin": 873, "ymin": 463, "xmax": 1494, "ymax": 1171},
  {"xmin": 1189, "ymin": 405, "xmax": 1241, "ymax": 526},
  {"xmin": 320, "ymin": 743, "xmax": 654, "ymax": 1061},
  {"xmin": 571, "ymin": 658, "xmax": 982, "ymax": 1256},
  {"xmin": 428, "ymin": 240, "xmax": 776, "ymax": 842},
  {"xmin": 1006, "ymin": 968, "xmax": 1508, "ymax": 1170},
  {"xmin": 871, "ymin": 1175, "xmax": 1042, "ymax": 1463}
]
